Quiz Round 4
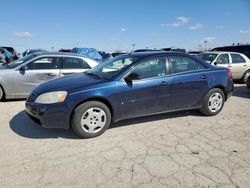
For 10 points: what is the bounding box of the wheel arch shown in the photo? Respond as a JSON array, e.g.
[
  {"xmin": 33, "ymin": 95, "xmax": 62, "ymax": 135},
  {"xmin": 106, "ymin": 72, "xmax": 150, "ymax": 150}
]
[
  {"xmin": 210, "ymin": 85, "xmax": 227, "ymax": 101},
  {"xmin": 0, "ymin": 83, "xmax": 6, "ymax": 100},
  {"xmin": 241, "ymin": 69, "xmax": 250, "ymax": 80},
  {"xmin": 69, "ymin": 97, "xmax": 114, "ymax": 127}
]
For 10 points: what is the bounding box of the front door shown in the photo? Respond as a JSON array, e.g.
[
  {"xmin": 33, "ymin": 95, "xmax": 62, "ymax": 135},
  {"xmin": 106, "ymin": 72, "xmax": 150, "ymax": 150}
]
[
  {"xmin": 117, "ymin": 57, "xmax": 171, "ymax": 119},
  {"xmin": 215, "ymin": 53, "xmax": 230, "ymax": 68},
  {"xmin": 13, "ymin": 56, "xmax": 61, "ymax": 97}
]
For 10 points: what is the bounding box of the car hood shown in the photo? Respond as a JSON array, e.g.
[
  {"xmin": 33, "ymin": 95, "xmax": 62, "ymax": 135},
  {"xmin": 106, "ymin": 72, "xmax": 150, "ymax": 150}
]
[
  {"xmin": 33, "ymin": 73, "xmax": 105, "ymax": 94},
  {"xmin": 0, "ymin": 64, "xmax": 11, "ymax": 70}
]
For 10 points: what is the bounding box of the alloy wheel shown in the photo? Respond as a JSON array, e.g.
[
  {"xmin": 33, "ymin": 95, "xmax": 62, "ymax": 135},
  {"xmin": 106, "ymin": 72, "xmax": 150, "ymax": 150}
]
[
  {"xmin": 80, "ymin": 107, "xmax": 107, "ymax": 134},
  {"xmin": 208, "ymin": 92, "xmax": 223, "ymax": 113}
]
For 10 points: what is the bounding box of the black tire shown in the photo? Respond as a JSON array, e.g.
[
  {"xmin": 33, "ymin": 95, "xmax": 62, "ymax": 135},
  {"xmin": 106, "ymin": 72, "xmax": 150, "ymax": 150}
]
[
  {"xmin": 71, "ymin": 101, "xmax": 111, "ymax": 138},
  {"xmin": 200, "ymin": 88, "xmax": 225, "ymax": 116},
  {"xmin": 0, "ymin": 86, "xmax": 4, "ymax": 101},
  {"xmin": 241, "ymin": 70, "xmax": 250, "ymax": 84}
]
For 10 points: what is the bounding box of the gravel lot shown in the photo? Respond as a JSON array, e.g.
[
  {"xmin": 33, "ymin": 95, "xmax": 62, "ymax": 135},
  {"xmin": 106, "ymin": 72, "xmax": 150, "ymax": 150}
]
[{"xmin": 0, "ymin": 84, "xmax": 249, "ymax": 188}]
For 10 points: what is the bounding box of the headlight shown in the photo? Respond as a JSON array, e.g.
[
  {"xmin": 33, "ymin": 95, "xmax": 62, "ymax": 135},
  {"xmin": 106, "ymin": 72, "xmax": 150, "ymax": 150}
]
[{"xmin": 35, "ymin": 91, "xmax": 68, "ymax": 104}]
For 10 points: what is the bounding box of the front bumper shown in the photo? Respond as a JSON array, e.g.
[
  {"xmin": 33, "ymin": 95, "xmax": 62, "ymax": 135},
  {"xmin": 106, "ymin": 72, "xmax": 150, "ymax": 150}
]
[{"xmin": 25, "ymin": 101, "xmax": 71, "ymax": 129}]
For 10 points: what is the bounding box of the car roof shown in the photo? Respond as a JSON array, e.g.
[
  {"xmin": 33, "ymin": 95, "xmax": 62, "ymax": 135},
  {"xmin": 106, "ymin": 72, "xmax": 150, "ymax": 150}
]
[
  {"xmin": 125, "ymin": 51, "xmax": 187, "ymax": 58},
  {"xmin": 201, "ymin": 51, "xmax": 244, "ymax": 55},
  {"xmin": 32, "ymin": 52, "xmax": 94, "ymax": 59}
]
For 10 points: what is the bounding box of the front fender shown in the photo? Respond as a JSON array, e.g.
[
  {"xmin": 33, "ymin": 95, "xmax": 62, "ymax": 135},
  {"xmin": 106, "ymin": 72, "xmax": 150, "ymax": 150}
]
[{"xmin": 66, "ymin": 81, "xmax": 119, "ymax": 122}]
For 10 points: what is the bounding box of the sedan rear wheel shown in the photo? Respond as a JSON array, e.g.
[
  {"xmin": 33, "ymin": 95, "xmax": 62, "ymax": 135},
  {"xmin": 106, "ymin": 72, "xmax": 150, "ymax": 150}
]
[
  {"xmin": 208, "ymin": 93, "xmax": 223, "ymax": 113},
  {"xmin": 0, "ymin": 87, "xmax": 3, "ymax": 101},
  {"xmin": 200, "ymin": 88, "xmax": 225, "ymax": 116},
  {"xmin": 72, "ymin": 101, "xmax": 111, "ymax": 138},
  {"xmin": 242, "ymin": 70, "xmax": 250, "ymax": 83}
]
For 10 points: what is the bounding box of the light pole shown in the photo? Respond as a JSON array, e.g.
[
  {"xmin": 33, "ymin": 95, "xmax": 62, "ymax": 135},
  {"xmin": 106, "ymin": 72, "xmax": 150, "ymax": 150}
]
[
  {"xmin": 132, "ymin": 43, "xmax": 136, "ymax": 52},
  {"xmin": 204, "ymin": 40, "xmax": 208, "ymax": 51}
]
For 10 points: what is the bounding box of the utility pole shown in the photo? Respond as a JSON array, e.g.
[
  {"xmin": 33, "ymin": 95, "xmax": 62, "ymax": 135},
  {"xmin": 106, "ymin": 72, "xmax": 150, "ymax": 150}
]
[
  {"xmin": 204, "ymin": 40, "xmax": 208, "ymax": 51},
  {"xmin": 198, "ymin": 45, "xmax": 202, "ymax": 51},
  {"xmin": 132, "ymin": 43, "xmax": 136, "ymax": 52}
]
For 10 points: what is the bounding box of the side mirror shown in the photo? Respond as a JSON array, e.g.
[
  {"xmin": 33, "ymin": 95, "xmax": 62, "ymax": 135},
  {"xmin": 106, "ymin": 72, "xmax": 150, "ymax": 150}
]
[
  {"xmin": 19, "ymin": 65, "xmax": 28, "ymax": 74},
  {"xmin": 124, "ymin": 73, "xmax": 140, "ymax": 83},
  {"xmin": 214, "ymin": 61, "xmax": 217, "ymax": 66}
]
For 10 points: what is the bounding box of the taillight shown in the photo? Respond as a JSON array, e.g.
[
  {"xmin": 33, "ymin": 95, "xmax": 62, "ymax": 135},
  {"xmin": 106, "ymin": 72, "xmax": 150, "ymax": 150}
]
[{"xmin": 228, "ymin": 68, "xmax": 233, "ymax": 78}]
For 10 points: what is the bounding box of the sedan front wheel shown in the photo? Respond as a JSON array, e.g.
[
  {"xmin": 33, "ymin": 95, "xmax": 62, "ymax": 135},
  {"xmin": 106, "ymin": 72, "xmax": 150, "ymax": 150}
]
[
  {"xmin": 0, "ymin": 87, "xmax": 4, "ymax": 101},
  {"xmin": 72, "ymin": 101, "xmax": 111, "ymax": 138}
]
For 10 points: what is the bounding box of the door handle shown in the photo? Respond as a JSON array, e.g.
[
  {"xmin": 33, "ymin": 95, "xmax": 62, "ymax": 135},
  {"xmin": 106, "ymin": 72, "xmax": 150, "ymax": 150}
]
[
  {"xmin": 244, "ymin": 64, "xmax": 247, "ymax": 67},
  {"xmin": 62, "ymin": 73, "xmax": 74, "ymax": 75},
  {"xmin": 47, "ymin": 73, "xmax": 57, "ymax": 76},
  {"xmin": 228, "ymin": 65, "xmax": 232, "ymax": 67},
  {"xmin": 201, "ymin": 75, "xmax": 208, "ymax": 79}
]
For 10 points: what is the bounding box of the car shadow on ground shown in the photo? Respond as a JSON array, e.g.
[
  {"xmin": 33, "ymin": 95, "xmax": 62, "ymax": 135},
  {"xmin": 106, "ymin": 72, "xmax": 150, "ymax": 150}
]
[
  {"xmin": 9, "ymin": 111, "xmax": 79, "ymax": 139},
  {"xmin": 1, "ymin": 98, "xmax": 26, "ymax": 102},
  {"xmin": 10, "ymin": 109, "xmax": 202, "ymax": 139},
  {"xmin": 110, "ymin": 110, "xmax": 201, "ymax": 129},
  {"xmin": 233, "ymin": 84, "xmax": 250, "ymax": 99}
]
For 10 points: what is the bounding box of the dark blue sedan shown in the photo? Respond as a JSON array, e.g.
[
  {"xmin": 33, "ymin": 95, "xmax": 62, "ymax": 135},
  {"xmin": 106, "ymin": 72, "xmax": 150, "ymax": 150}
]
[{"xmin": 26, "ymin": 52, "xmax": 234, "ymax": 138}]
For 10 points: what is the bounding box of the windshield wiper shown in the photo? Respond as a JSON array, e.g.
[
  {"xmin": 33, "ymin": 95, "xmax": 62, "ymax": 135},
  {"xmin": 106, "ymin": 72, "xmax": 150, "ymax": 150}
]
[{"xmin": 84, "ymin": 72, "xmax": 100, "ymax": 79}]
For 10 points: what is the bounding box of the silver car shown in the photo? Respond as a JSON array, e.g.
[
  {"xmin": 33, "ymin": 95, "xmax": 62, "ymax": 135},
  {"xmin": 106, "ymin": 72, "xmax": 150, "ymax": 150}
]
[
  {"xmin": 197, "ymin": 51, "xmax": 250, "ymax": 83},
  {"xmin": 0, "ymin": 52, "xmax": 98, "ymax": 100}
]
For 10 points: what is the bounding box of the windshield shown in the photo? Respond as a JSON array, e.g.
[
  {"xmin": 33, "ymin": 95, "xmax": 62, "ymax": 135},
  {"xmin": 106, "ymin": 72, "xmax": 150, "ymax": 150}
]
[
  {"xmin": 196, "ymin": 53, "xmax": 218, "ymax": 63},
  {"xmin": 86, "ymin": 56, "xmax": 136, "ymax": 80},
  {"xmin": 5, "ymin": 54, "xmax": 37, "ymax": 68}
]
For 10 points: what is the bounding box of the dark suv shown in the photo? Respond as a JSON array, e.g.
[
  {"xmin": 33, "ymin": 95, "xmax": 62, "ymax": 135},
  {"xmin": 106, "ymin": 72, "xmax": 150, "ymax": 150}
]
[{"xmin": 212, "ymin": 44, "xmax": 250, "ymax": 59}]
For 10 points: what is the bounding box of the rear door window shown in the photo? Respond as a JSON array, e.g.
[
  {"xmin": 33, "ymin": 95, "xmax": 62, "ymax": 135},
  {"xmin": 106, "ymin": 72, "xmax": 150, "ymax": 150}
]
[
  {"xmin": 62, "ymin": 57, "xmax": 90, "ymax": 69},
  {"xmin": 231, "ymin": 54, "xmax": 246, "ymax": 64},
  {"xmin": 169, "ymin": 56, "xmax": 206, "ymax": 74}
]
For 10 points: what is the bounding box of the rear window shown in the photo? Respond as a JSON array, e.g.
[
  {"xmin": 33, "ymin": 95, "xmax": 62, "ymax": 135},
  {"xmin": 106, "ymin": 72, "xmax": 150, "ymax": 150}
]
[
  {"xmin": 196, "ymin": 53, "xmax": 218, "ymax": 63},
  {"xmin": 62, "ymin": 57, "xmax": 90, "ymax": 69},
  {"xmin": 231, "ymin": 54, "xmax": 246, "ymax": 63}
]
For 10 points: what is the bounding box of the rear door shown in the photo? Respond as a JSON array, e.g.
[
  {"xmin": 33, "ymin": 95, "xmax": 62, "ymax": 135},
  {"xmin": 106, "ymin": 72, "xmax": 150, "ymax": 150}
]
[
  {"xmin": 13, "ymin": 56, "xmax": 61, "ymax": 97},
  {"xmin": 168, "ymin": 55, "xmax": 209, "ymax": 110},
  {"xmin": 60, "ymin": 57, "xmax": 91, "ymax": 76},
  {"xmin": 229, "ymin": 53, "xmax": 247, "ymax": 79}
]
